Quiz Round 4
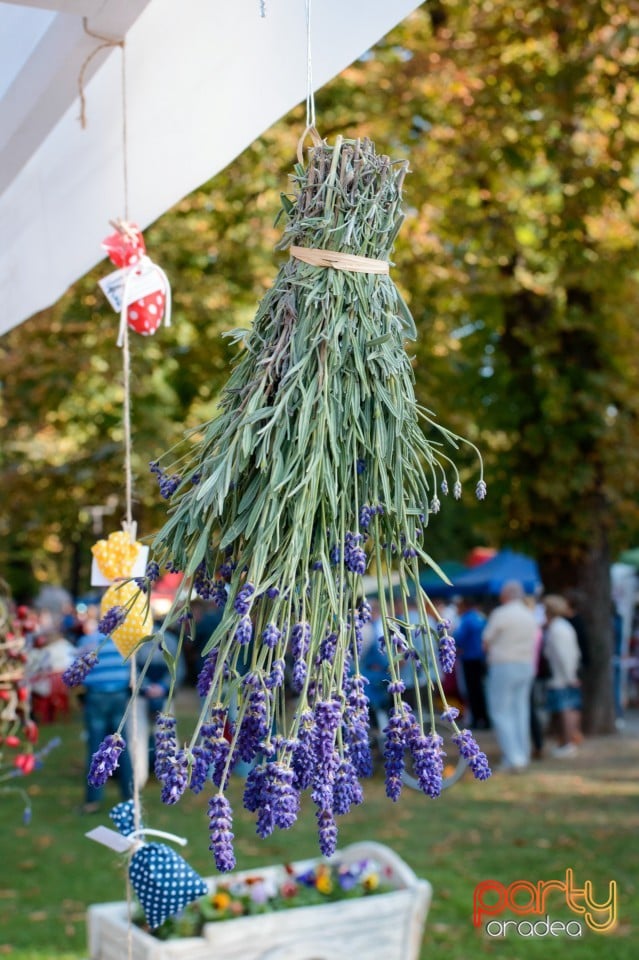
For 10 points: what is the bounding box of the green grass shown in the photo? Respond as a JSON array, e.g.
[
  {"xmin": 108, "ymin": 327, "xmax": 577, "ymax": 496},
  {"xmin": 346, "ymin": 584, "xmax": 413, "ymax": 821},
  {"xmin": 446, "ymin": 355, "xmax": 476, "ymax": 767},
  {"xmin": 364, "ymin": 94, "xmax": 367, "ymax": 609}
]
[{"xmin": 1, "ymin": 700, "xmax": 637, "ymax": 959}]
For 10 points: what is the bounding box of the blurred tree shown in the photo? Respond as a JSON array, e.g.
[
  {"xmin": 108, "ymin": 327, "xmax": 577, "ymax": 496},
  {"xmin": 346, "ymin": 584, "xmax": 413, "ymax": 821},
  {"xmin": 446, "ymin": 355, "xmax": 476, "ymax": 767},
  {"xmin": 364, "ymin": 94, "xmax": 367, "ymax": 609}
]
[
  {"xmin": 370, "ymin": 0, "xmax": 639, "ymax": 733},
  {"xmin": 2, "ymin": 0, "xmax": 638, "ymax": 731}
]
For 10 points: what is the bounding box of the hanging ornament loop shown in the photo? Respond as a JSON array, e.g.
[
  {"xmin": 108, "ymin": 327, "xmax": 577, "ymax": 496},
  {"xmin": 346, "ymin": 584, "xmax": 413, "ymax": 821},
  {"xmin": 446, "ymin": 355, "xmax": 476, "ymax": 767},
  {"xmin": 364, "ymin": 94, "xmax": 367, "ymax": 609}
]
[
  {"xmin": 128, "ymin": 828, "xmax": 188, "ymax": 848},
  {"xmin": 296, "ymin": 1, "xmax": 322, "ymax": 165}
]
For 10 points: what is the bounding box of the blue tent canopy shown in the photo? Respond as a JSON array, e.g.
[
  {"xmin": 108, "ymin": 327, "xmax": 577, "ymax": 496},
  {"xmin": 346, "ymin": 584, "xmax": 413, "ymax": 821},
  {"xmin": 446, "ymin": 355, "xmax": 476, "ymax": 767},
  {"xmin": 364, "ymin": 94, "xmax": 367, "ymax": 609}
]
[{"xmin": 426, "ymin": 549, "xmax": 542, "ymax": 597}]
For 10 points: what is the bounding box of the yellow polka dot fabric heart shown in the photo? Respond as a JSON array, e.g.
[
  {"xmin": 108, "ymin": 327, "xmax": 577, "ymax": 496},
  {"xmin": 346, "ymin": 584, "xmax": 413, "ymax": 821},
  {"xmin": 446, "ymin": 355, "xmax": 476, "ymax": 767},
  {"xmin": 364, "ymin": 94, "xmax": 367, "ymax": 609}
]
[
  {"xmin": 92, "ymin": 531, "xmax": 141, "ymax": 581},
  {"xmin": 100, "ymin": 581, "xmax": 153, "ymax": 658}
]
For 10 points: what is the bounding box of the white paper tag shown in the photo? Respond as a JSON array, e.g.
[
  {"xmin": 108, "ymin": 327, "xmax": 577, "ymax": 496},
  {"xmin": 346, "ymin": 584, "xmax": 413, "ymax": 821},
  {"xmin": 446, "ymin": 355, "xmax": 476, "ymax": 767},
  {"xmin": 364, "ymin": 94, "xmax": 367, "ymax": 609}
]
[
  {"xmin": 86, "ymin": 826, "xmax": 135, "ymax": 853},
  {"xmin": 99, "ymin": 264, "xmax": 165, "ymax": 313},
  {"xmin": 90, "ymin": 545, "xmax": 149, "ymax": 587}
]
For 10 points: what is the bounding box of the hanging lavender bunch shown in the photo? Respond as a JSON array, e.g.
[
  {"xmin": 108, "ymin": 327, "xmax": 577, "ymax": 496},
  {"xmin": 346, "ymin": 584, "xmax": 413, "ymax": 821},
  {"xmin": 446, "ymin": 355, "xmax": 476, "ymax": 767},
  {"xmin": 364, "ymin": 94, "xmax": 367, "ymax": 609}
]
[{"xmin": 100, "ymin": 136, "xmax": 490, "ymax": 869}]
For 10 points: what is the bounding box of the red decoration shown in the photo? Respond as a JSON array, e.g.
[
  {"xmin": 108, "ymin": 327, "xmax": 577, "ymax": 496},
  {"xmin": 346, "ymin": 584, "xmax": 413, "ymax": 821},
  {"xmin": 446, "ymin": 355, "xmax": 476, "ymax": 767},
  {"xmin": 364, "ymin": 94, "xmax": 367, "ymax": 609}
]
[
  {"xmin": 125, "ymin": 289, "xmax": 166, "ymax": 336},
  {"xmin": 102, "ymin": 222, "xmax": 146, "ymax": 268},
  {"xmin": 100, "ymin": 220, "xmax": 171, "ymax": 344}
]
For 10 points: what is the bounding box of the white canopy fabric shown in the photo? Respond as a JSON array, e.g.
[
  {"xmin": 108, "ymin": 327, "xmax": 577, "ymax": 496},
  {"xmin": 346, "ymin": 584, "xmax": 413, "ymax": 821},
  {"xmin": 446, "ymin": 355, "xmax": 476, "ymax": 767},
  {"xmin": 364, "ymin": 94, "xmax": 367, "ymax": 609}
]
[{"xmin": 0, "ymin": 0, "xmax": 421, "ymax": 336}]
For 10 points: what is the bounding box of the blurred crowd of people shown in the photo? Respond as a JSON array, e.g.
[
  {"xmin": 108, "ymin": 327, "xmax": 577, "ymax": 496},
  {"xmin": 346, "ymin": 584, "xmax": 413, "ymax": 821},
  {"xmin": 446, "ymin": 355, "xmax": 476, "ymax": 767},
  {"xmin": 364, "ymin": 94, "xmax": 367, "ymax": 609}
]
[
  {"xmin": 358, "ymin": 579, "xmax": 606, "ymax": 774},
  {"xmin": 8, "ymin": 573, "xmax": 627, "ymax": 811}
]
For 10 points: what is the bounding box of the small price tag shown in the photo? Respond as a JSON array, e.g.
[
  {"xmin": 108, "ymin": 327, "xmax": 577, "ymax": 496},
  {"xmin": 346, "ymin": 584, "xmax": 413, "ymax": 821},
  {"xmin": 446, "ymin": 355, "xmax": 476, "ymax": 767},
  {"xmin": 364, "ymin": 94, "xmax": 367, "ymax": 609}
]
[
  {"xmin": 90, "ymin": 544, "xmax": 149, "ymax": 587},
  {"xmin": 99, "ymin": 264, "xmax": 165, "ymax": 313},
  {"xmin": 86, "ymin": 825, "xmax": 135, "ymax": 853}
]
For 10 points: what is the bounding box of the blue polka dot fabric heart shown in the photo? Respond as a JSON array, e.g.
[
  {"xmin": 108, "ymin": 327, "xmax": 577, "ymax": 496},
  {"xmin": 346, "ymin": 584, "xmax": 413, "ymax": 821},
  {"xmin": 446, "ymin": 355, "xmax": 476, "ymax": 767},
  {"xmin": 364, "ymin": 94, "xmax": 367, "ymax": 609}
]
[
  {"xmin": 109, "ymin": 801, "xmax": 208, "ymax": 929},
  {"xmin": 129, "ymin": 842, "xmax": 208, "ymax": 929}
]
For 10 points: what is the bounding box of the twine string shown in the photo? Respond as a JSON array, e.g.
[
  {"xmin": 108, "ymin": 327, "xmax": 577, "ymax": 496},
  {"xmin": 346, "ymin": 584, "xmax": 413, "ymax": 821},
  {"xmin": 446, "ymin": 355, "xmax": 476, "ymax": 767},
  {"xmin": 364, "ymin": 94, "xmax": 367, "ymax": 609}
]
[
  {"xmin": 290, "ymin": 245, "xmax": 390, "ymax": 275},
  {"xmin": 296, "ymin": 1, "xmax": 322, "ymax": 165},
  {"xmin": 305, "ymin": 0, "xmax": 316, "ymax": 129},
  {"xmin": 78, "ymin": 18, "xmax": 124, "ymax": 129}
]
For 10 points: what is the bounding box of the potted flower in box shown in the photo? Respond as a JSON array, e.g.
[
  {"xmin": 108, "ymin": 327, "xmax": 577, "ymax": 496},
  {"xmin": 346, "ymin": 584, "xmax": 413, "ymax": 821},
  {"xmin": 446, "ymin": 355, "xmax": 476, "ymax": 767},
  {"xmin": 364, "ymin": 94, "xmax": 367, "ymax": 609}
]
[{"xmin": 87, "ymin": 841, "xmax": 432, "ymax": 960}]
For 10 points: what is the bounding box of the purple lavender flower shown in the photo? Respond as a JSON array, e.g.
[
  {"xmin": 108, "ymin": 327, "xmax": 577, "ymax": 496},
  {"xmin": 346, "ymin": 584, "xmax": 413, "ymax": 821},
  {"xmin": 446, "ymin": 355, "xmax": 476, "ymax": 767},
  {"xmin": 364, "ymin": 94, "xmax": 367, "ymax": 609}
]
[
  {"xmin": 311, "ymin": 699, "xmax": 342, "ymax": 796},
  {"xmin": 262, "ymin": 622, "xmax": 281, "ymax": 649},
  {"xmin": 317, "ymin": 632, "xmax": 338, "ymax": 664},
  {"xmin": 196, "ymin": 652, "xmax": 218, "ymax": 698},
  {"xmin": 234, "ymin": 615, "xmax": 253, "ymax": 646},
  {"xmin": 359, "ymin": 504, "xmax": 373, "ymax": 530},
  {"xmin": 161, "ymin": 749, "xmax": 189, "ymax": 804},
  {"xmin": 333, "ymin": 758, "xmax": 363, "ymax": 815},
  {"xmin": 316, "ymin": 808, "xmax": 338, "ymax": 857},
  {"xmin": 190, "ymin": 724, "xmax": 217, "ymax": 794},
  {"xmin": 436, "ymin": 619, "xmax": 451, "ymax": 635},
  {"xmin": 468, "ymin": 751, "xmax": 492, "ymax": 780},
  {"xmin": 290, "ymin": 622, "xmax": 311, "ymax": 659},
  {"xmin": 430, "ymin": 496, "xmax": 441, "ymax": 514},
  {"xmin": 218, "ymin": 561, "xmax": 236, "ymax": 582},
  {"xmin": 210, "ymin": 580, "xmax": 227, "ymax": 608},
  {"xmin": 208, "ymin": 795, "xmax": 236, "ymax": 872},
  {"xmin": 233, "ymin": 582, "xmax": 255, "ymax": 615},
  {"xmin": 329, "ymin": 544, "xmax": 341, "ymax": 565},
  {"xmin": 153, "ymin": 466, "xmax": 181, "ymax": 499},
  {"xmin": 134, "ymin": 559, "xmax": 161, "ymax": 593},
  {"xmin": 257, "ymin": 762, "xmax": 300, "ymax": 834},
  {"xmin": 441, "ymin": 706, "xmax": 460, "ymax": 722},
  {"xmin": 154, "ymin": 713, "xmax": 178, "ymax": 781},
  {"xmin": 97, "ymin": 606, "xmax": 126, "ymax": 635},
  {"xmin": 235, "ymin": 688, "xmax": 268, "ymax": 763},
  {"xmin": 438, "ymin": 634, "xmax": 456, "ymax": 674},
  {"xmin": 344, "ymin": 714, "xmax": 372, "ymax": 779},
  {"xmin": 388, "ymin": 679, "xmax": 406, "ymax": 695},
  {"xmin": 194, "ymin": 563, "xmax": 213, "ymax": 600},
  {"xmin": 356, "ymin": 458, "xmax": 367, "ymax": 474},
  {"xmin": 242, "ymin": 670, "xmax": 262, "ymax": 690},
  {"xmin": 409, "ymin": 731, "xmax": 444, "ymax": 798},
  {"xmin": 62, "ymin": 650, "xmax": 98, "ymax": 687},
  {"xmin": 291, "ymin": 715, "xmax": 316, "ymax": 790},
  {"xmin": 209, "ymin": 734, "xmax": 233, "ymax": 790},
  {"xmin": 441, "ymin": 480, "xmax": 449, "ymax": 495},
  {"xmin": 453, "ymin": 730, "xmax": 491, "ymax": 780},
  {"xmin": 88, "ymin": 733, "xmax": 126, "ymax": 787},
  {"xmin": 383, "ymin": 707, "xmax": 413, "ymax": 801},
  {"xmin": 243, "ymin": 763, "xmax": 266, "ymax": 812},
  {"xmin": 266, "ymin": 586, "xmax": 280, "ymax": 599},
  {"xmin": 454, "ymin": 480, "xmax": 462, "ymax": 499},
  {"xmin": 344, "ymin": 532, "xmax": 367, "ymax": 575},
  {"xmin": 266, "ymin": 658, "xmax": 285, "ymax": 689},
  {"xmin": 476, "ymin": 479, "xmax": 487, "ymax": 501},
  {"xmin": 403, "ymin": 546, "xmax": 418, "ymax": 558},
  {"xmin": 452, "ymin": 729, "xmax": 481, "ymax": 759},
  {"xmin": 291, "ymin": 658, "xmax": 307, "ymax": 693},
  {"xmin": 358, "ymin": 598, "xmax": 372, "ymax": 623}
]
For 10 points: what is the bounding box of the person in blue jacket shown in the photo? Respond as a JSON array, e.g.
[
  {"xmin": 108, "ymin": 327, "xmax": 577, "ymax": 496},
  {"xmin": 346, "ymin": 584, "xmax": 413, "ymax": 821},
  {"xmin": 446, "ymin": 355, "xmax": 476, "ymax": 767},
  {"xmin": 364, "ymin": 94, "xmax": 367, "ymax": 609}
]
[{"xmin": 455, "ymin": 595, "xmax": 490, "ymax": 728}]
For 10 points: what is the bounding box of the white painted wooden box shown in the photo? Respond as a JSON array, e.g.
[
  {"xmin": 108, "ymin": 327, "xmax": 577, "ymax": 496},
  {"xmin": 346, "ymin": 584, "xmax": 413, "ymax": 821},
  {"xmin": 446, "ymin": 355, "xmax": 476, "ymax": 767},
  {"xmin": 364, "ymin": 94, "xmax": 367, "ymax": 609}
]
[{"xmin": 87, "ymin": 841, "xmax": 432, "ymax": 960}]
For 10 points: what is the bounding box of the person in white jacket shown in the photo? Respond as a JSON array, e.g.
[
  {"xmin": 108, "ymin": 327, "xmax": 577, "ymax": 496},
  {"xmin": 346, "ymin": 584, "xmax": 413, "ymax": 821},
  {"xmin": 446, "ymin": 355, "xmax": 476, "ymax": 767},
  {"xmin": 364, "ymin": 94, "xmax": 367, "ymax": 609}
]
[
  {"xmin": 483, "ymin": 581, "xmax": 538, "ymax": 772},
  {"xmin": 543, "ymin": 594, "xmax": 582, "ymax": 758}
]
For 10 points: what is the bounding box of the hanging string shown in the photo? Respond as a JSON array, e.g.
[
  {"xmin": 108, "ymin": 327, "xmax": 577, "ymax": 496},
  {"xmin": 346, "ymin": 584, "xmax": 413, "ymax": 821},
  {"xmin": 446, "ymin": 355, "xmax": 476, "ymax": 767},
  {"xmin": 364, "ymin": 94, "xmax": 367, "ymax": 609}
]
[
  {"xmin": 115, "ymin": 39, "xmax": 141, "ymax": 960},
  {"xmin": 77, "ymin": 19, "xmax": 124, "ymax": 129},
  {"xmin": 305, "ymin": 0, "xmax": 316, "ymax": 129},
  {"xmin": 297, "ymin": 0, "xmax": 321, "ymax": 164}
]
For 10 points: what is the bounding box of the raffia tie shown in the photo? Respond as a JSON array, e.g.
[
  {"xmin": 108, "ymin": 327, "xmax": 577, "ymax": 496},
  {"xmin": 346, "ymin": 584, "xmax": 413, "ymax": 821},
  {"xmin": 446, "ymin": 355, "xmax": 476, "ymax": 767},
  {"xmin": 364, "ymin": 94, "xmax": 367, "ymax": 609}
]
[{"xmin": 290, "ymin": 246, "xmax": 389, "ymax": 275}]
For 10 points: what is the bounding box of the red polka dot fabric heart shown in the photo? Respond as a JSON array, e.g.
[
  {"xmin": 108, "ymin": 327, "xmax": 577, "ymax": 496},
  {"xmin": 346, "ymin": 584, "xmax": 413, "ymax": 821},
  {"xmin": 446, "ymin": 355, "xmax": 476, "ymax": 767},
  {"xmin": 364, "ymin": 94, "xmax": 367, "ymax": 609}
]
[
  {"xmin": 127, "ymin": 290, "xmax": 166, "ymax": 335},
  {"xmin": 102, "ymin": 221, "xmax": 146, "ymax": 268}
]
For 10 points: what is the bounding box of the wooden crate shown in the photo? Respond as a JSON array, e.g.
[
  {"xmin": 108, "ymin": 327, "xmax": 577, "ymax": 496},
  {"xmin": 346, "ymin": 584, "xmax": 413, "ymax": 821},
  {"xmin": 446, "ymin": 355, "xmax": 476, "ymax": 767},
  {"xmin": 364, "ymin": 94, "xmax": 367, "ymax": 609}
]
[{"xmin": 87, "ymin": 841, "xmax": 432, "ymax": 960}]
